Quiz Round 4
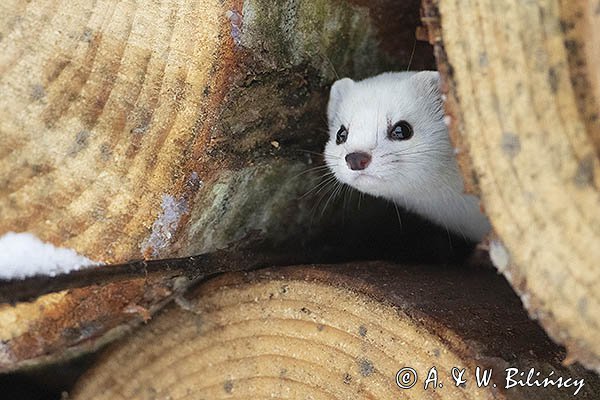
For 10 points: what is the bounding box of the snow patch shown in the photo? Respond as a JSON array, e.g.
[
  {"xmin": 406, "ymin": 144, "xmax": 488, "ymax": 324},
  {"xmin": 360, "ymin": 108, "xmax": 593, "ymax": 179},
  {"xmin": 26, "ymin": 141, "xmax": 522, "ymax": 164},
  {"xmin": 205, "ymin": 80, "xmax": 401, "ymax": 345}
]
[
  {"xmin": 489, "ymin": 239, "xmax": 510, "ymax": 272},
  {"xmin": 0, "ymin": 232, "xmax": 99, "ymax": 280},
  {"xmin": 443, "ymin": 115, "xmax": 452, "ymax": 127},
  {"xmin": 226, "ymin": 10, "xmax": 243, "ymax": 46},
  {"xmin": 142, "ymin": 194, "xmax": 188, "ymax": 257}
]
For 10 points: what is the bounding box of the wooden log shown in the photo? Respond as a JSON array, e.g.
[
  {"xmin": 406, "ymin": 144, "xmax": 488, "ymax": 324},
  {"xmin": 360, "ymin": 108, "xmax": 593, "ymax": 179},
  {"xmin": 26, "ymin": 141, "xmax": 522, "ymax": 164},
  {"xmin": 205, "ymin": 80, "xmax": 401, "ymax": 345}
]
[
  {"xmin": 421, "ymin": 0, "xmax": 600, "ymax": 372},
  {"xmin": 72, "ymin": 262, "xmax": 600, "ymax": 399},
  {"xmin": 0, "ymin": 0, "xmax": 435, "ymax": 371},
  {"xmin": 0, "ymin": 0, "xmax": 430, "ymax": 263},
  {"xmin": 0, "ymin": 249, "xmax": 257, "ymax": 371}
]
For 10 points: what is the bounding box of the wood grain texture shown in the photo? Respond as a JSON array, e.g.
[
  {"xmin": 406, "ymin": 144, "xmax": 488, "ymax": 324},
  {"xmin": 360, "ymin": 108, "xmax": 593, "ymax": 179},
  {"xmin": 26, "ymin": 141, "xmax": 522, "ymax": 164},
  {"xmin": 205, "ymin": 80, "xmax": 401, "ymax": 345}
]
[
  {"xmin": 0, "ymin": 0, "xmax": 237, "ymax": 372},
  {"xmin": 0, "ymin": 0, "xmax": 431, "ymax": 264},
  {"xmin": 426, "ymin": 0, "xmax": 600, "ymax": 371},
  {"xmin": 0, "ymin": 0, "xmax": 434, "ymax": 371},
  {"xmin": 72, "ymin": 263, "xmax": 600, "ymax": 399},
  {"xmin": 0, "ymin": 0, "xmax": 231, "ymax": 261}
]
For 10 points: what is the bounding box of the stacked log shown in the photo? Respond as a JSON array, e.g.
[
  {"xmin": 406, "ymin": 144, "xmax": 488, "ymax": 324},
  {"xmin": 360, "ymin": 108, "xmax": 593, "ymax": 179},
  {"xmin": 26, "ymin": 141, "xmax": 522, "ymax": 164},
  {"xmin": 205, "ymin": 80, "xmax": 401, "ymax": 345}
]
[
  {"xmin": 73, "ymin": 263, "xmax": 600, "ymax": 399},
  {"xmin": 422, "ymin": 0, "xmax": 600, "ymax": 371}
]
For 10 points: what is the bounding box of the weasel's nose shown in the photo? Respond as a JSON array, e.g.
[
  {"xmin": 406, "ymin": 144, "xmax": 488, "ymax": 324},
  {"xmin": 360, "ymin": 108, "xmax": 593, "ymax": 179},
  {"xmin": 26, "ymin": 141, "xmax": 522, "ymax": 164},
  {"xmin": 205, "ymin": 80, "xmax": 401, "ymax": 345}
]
[{"xmin": 345, "ymin": 152, "xmax": 371, "ymax": 170}]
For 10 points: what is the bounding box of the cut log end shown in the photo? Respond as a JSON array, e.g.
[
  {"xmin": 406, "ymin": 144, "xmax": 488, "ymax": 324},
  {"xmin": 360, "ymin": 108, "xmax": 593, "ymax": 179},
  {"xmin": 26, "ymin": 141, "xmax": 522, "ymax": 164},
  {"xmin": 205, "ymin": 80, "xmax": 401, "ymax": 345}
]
[
  {"xmin": 72, "ymin": 263, "xmax": 600, "ymax": 400},
  {"xmin": 423, "ymin": 0, "xmax": 600, "ymax": 372}
]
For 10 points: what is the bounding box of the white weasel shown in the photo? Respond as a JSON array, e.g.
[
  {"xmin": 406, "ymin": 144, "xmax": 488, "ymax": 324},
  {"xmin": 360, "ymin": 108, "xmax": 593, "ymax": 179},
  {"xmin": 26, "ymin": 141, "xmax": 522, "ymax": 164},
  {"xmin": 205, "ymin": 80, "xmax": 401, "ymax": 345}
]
[{"xmin": 325, "ymin": 71, "xmax": 491, "ymax": 241}]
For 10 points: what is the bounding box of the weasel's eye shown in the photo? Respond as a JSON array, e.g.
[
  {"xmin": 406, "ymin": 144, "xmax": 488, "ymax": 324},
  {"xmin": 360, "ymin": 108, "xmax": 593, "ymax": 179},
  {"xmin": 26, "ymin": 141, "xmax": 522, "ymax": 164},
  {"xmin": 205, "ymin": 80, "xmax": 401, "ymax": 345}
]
[
  {"xmin": 389, "ymin": 121, "xmax": 413, "ymax": 140},
  {"xmin": 336, "ymin": 125, "xmax": 348, "ymax": 144}
]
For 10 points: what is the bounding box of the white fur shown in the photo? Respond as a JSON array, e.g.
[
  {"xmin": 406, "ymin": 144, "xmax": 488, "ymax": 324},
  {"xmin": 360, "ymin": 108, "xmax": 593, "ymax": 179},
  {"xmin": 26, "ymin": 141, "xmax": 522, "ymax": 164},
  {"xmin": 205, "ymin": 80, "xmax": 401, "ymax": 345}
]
[{"xmin": 325, "ymin": 71, "xmax": 491, "ymax": 241}]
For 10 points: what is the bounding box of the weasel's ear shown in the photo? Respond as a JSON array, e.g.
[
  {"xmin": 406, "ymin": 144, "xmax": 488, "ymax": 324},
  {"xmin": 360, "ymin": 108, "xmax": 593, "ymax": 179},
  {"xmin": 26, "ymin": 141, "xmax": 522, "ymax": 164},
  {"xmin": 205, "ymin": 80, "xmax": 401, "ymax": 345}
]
[
  {"xmin": 327, "ymin": 78, "xmax": 354, "ymax": 124},
  {"xmin": 409, "ymin": 71, "xmax": 440, "ymax": 97}
]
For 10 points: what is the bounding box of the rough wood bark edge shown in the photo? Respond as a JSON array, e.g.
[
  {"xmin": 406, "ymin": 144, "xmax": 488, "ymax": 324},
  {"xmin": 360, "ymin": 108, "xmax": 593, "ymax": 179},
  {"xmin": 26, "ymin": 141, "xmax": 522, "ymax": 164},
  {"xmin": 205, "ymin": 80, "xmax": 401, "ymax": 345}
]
[
  {"xmin": 0, "ymin": 244, "xmax": 342, "ymax": 372},
  {"xmin": 422, "ymin": 0, "xmax": 600, "ymax": 371},
  {"xmin": 72, "ymin": 263, "xmax": 600, "ymax": 399}
]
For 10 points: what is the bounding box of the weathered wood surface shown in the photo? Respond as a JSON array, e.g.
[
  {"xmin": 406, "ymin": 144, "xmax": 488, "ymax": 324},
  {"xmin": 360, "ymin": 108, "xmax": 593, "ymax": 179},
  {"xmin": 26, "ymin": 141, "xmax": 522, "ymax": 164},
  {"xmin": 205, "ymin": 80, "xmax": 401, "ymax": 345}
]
[
  {"xmin": 0, "ymin": 248, "xmax": 313, "ymax": 371},
  {"xmin": 0, "ymin": 0, "xmax": 434, "ymax": 371},
  {"xmin": 72, "ymin": 262, "xmax": 600, "ymax": 399},
  {"xmin": 422, "ymin": 0, "xmax": 600, "ymax": 372}
]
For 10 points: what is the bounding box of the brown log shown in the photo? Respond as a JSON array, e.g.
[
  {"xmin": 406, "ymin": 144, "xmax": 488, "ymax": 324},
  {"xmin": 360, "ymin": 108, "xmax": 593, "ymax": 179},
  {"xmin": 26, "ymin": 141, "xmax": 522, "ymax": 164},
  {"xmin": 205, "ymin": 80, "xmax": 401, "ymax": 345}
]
[
  {"xmin": 0, "ymin": 248, "xmax": 312, "ymax": 372},
  {"xmin": 422, "ymin": 0, "xmax": 600, "ymax": 372},
  {"xmin": 0, "ymin": 0, "xmax": 435, "ymax": 371},
  {"xmin": 72, "ymin": 262, "xmax": 600, "ymax": 399}
]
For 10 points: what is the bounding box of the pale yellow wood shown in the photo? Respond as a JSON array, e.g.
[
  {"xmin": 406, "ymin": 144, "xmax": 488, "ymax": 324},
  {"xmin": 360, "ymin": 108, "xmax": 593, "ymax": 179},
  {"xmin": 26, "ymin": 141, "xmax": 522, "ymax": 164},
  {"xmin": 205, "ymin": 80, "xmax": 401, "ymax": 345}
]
[
  {"xmin": 72, "ymin": 264, "xmax": 600, "ymax": 399},
  {"xmin": 0, "ymin": 0, "xmax": 227, "ymax": 261},
  {"xmin": 0, "ymin": 0, "xmax": 230, "ymax": 372},
  {"xmin": 438, "ymin": 0, "xmax": 600, "ymax": 371}
]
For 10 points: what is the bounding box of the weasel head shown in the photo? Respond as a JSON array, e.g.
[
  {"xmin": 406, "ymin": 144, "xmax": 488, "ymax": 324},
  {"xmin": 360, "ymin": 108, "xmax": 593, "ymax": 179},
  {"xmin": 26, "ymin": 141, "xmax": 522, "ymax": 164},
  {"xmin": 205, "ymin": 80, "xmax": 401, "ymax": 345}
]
[{"xmin": 325, "ymin": 71, "xmax": 455, "ymax": 200}]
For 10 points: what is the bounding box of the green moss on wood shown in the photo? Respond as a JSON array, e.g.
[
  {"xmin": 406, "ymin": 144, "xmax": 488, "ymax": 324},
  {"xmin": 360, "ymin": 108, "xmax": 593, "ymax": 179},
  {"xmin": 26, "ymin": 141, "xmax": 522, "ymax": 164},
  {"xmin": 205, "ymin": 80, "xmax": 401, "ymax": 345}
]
[{"xmin": 242, "ymin": 0, "xmax": 393, "ymax": 80}]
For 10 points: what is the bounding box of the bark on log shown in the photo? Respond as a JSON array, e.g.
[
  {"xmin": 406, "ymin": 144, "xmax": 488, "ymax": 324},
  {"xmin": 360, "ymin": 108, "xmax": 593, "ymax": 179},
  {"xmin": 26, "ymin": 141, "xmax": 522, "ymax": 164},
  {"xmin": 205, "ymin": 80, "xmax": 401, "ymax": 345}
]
[
  {"xmin": 421, "ymin": 0, "xmax": 600, "ymax": 372},
  {"xmin": 72, "ymin": 262, "xmax": 600, "ymax": 399},
  {"xmin": 0, "ymin": 0, "xmax": 434, "ymax": 371}
]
